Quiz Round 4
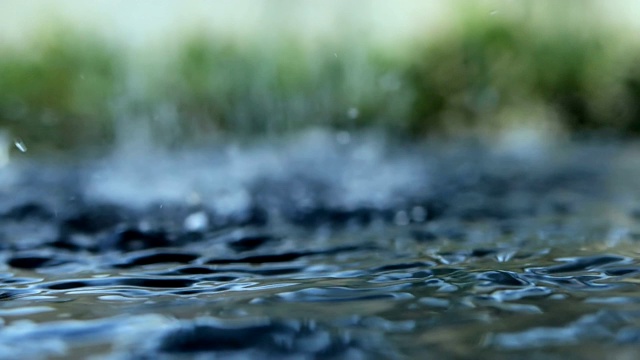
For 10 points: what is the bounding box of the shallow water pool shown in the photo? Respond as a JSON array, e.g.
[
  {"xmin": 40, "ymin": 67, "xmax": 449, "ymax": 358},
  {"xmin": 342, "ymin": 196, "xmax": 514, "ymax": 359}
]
[{"xmin": 1, "ymin": 136, "xmax": 640, "ymax": 359}]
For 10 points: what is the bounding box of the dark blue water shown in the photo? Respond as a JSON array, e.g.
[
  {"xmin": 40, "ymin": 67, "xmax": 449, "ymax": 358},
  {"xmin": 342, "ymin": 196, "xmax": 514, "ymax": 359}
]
[{"xmin": 1, "ymin": 134, "xmax": 639, "ymax": 359}]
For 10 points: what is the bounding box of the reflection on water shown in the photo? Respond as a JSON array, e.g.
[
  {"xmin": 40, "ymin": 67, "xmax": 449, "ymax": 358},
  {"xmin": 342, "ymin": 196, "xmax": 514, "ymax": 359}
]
[{"xmin": 1, "ymin": 133, "xmax": 640, "ymax": 358}]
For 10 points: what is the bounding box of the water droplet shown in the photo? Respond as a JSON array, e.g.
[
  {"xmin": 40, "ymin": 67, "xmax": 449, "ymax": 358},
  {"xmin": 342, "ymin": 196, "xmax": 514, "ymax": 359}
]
[
  {"xmin": 0, "ymin": 131, "xmax": 9, "ymax": 167},
  {"xmin": 490, "ymin": 10, "xmax": 498, "ymax": 15},
  {"xmin": 347, "ymin": 107, "xmax": 359, "ymax": 119},
  {"xmin": 14, "ymin": 139, "xmax": 27, "ymax": 152},
  {"xmin": 394, "ymin": 211, "xmax": 410, "ymax": 226},
  {"xmin": 410, "ymin": 206, "xmax": 427, "ymax": 222},
  {"xmin": 184, "ymin": 211, "xmax": 209, "ymax": 232}
]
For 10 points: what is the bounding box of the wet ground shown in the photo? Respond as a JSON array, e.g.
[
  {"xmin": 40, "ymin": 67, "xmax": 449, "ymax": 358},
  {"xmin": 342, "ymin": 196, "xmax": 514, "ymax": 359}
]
[{"xmin": 1, "ymin": 133, "xmax": 640, "ymax": 359}]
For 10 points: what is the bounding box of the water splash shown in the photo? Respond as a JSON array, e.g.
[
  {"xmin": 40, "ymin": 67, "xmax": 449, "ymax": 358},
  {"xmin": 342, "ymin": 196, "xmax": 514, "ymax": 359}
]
[
  {"xmin": 85, "ymin": 130, "xmax": 432, "ymax": 215},
  {"xmin": 0, "ymin": 131, "xmax": 638, "ymax": 358},
  {"xmin": 14, "ymin": 138, "xmax": 27, "ymax": 153}
]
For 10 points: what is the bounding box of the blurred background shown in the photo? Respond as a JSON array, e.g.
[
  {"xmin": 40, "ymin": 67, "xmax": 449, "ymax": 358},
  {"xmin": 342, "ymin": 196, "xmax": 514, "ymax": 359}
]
[{"xmin": 1, "ymin": 0, "xmax": 640, "ymax": 156}]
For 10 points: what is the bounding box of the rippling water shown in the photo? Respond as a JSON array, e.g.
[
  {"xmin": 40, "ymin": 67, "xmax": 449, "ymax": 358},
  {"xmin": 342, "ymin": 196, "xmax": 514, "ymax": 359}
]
[{"xmin": 1, "ymin": 133, "xmax": 640, "ymax": 359}]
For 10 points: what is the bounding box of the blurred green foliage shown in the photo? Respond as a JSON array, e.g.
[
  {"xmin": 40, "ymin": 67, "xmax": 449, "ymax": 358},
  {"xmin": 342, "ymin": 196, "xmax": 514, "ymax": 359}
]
[
  {"xmin": 2, "ymin": 2, "xmax": 640, "ymax": 154},
  {"xmin": 406, "ymin": 2, "xmax": 640, "ymax": 135},
  {"xmin": 0, "ymin": 29, "xmax": 123, "ymax": 151},
  {"xmin": 146, "ymin": 34, "xmax": 408, "ymax": 144}
]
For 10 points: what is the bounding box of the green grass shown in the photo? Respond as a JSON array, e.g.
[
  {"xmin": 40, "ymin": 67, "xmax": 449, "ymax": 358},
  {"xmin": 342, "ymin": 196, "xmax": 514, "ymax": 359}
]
[
  {"xmin": 0, "ymin": 29, "xmax": 124, "ymax": 152},
  {"xmin": 405, "ymin": 1, "xmax": 640, "ymax": 135},
  {"xmin": 139, "ymin": 34, "xmax": 411, "ymax": 145},
  {"xmin": 2, "ymin": 2, "xmax": 640, "ymax": 155}
]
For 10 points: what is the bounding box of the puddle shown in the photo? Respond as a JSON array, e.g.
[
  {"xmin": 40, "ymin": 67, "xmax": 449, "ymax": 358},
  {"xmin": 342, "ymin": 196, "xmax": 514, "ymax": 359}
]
[{"xmin": 1, "ymin": 134, "xmax": 639, "ymax": 358}]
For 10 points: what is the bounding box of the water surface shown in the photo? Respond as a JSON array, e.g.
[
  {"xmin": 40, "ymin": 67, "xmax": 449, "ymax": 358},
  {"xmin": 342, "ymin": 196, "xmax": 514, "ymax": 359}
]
[{"xmin": 1, "ymin": 134, "xmax": 639, "ymax": 359}]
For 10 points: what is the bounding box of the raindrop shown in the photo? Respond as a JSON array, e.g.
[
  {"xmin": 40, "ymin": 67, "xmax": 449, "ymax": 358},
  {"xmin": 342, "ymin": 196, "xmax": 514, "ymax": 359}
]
[
  {"xmin": 394, "ymin": 211, "xmax": 410, "ymax": 226},
  {"xmin": 14, "ymin": 139, "xmax": 27, "ymax": 152},
  {"xmin": 184, "ymin": 211, "xmax": 209, "ymax": 232},
  {"xmin": 347, "ymin": 107, "xmax": 359, "ymax": 119},
  {"xmin": 410, "ymin": 206, "xmax": 427, "ymax": 222},
  {"xmin": 0, "ymin": 132, "xmax": 8, "ymax": 167}
]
